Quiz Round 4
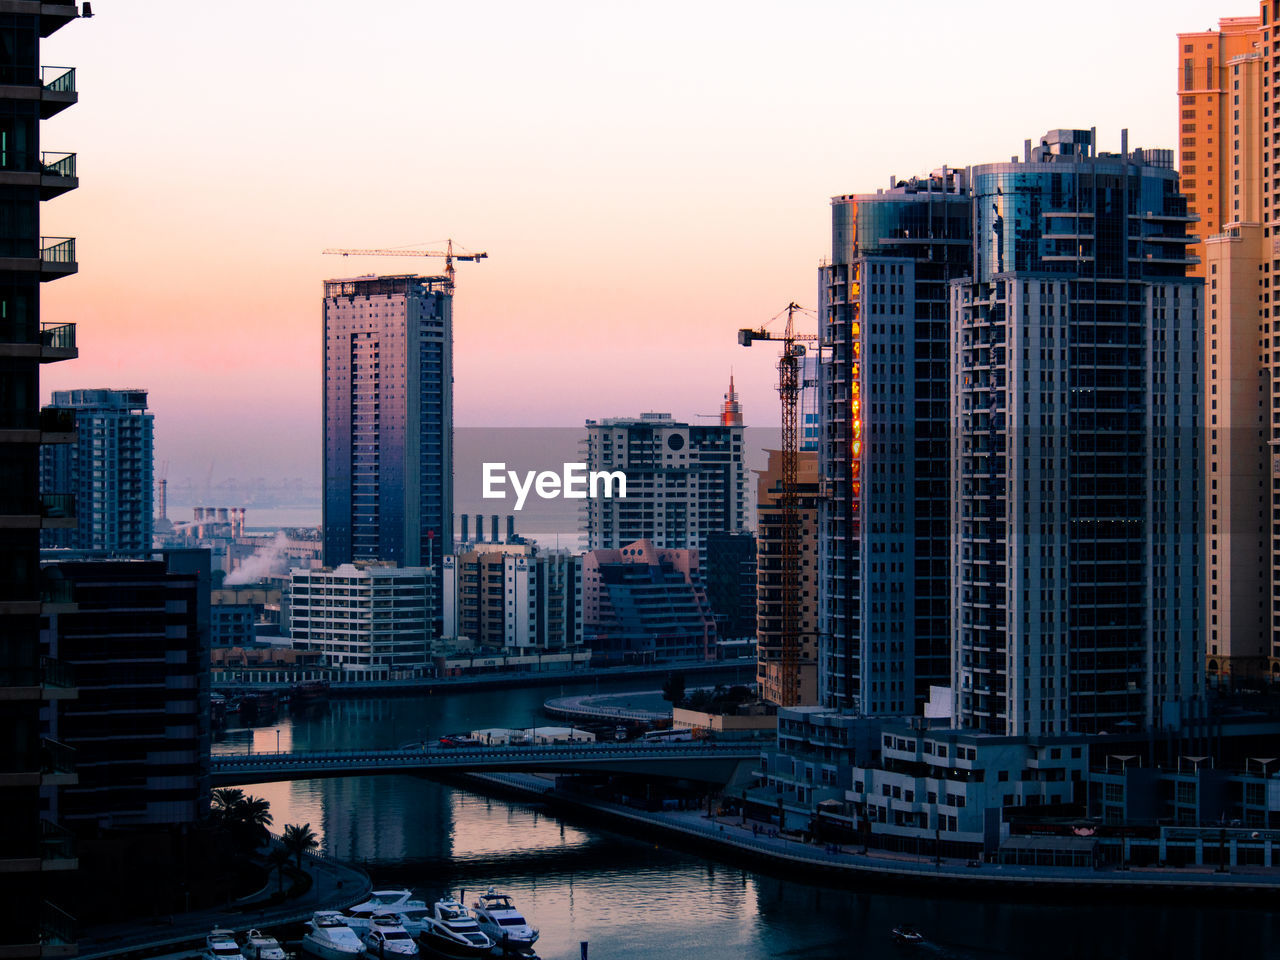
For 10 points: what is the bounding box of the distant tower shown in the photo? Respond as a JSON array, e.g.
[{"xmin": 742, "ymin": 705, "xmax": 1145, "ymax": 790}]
[{"xmin": 720, "ymin": 373, "xmax": 743, "ymax": 427}]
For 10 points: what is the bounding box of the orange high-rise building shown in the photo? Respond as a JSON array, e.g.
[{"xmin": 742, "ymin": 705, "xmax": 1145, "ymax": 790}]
[{"xmin": 1179, "ymin": 14, "xmax": 1268, "ymax": 683}]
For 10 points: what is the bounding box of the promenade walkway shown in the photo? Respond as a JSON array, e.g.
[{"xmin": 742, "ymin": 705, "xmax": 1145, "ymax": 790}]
[
  {"xmin": 469, "ymin": 773, "xmax": 1280, "ymax": 898},
  {"xmin": 78, "ymin": 844, "xmax": 370, "ymax": 960}
]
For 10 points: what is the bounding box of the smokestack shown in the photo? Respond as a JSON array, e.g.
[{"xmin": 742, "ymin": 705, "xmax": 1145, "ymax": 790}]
[
  {"xmin": 217, "ymin": 507, "xmax": 229, "ymax": 525},
  {"xmin": 506, "ymin": 515, "xmax": 515, "ymax": 543},
  {"xmin": 237, "ymin": 507, "xmax": 246, "ymax": 537},
  {"xmin": 460, "ymin": 514, "xmax": 469, "ymax": 543},
  {"xmin": 475, "ymin": 514, "xmax": 485, "ymax": 542},
  {"xmin": 491, "ymin": 515, "xmax": 499, "ymax": 543}
]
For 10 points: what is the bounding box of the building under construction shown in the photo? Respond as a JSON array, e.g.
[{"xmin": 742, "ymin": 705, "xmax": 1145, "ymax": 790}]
[{"xmin": 755, "ymin": 448, "xmax": 820, "ymax": 705}]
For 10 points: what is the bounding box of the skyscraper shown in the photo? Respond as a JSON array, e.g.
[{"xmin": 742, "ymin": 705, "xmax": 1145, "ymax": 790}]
[
  {"xmin": 323, "ymin": 274, "xmax": 453, "ymax": 631},
  {"xmin": 951, "ymin": 129, "xmax": 1203, "ymax": 737},
  {"xmin": 818, "ymin": 168, "xmax": 972, "ymax": 716},
  {"xmin": 0, "ymin": 6, "xmax": 84, "ymax": 953},
  {"xmin": 40, "ymin": 388, "xmax": 154, "ymax": 554},
  {"xmin": 1177, "ymin": 16, "xmax": 1268, "ymax": 685},
  {"xmin": 583, "ymin": 411, "xmax": 745, "ymax": 575}
]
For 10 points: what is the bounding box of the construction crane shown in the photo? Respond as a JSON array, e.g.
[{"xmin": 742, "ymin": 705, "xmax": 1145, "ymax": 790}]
[
  {"xmin": 739, "ymin": 302, "xmax": 819, "ymax": 708},
  {"xmin": 321, "ymin": 239, "xmax": 487, "ymax": 292}
]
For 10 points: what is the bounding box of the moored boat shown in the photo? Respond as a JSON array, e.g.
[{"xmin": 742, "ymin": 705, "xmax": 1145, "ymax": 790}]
[
  {"xmin": 417, "ymin": 898, "xmax": 493, "ymax": 958},
  {"xmin": 242, "ymin": 930, "xmax": 286, "ymax": 960},
  {"xmin": 303, "ymin": 911, "xmax": 364, "ymax": 960},
  {"xmin": 470, "ymin": 888, "xmax": 538, "ymax": 955},
  {"xmin": 205, "ymin": 929, "xmax": 246, "ymax": 960}
]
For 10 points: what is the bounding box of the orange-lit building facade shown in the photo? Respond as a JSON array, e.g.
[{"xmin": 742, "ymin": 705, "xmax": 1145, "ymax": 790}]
[
  {"xmin": 1179, "ymin": 14, "xmax": 1269, "ymax": 682},
  {"xmin": 755, "ymin": 449, "xmax": 820, "ymax": 705}
]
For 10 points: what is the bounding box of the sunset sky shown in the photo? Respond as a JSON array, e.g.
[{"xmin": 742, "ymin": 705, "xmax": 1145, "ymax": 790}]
[{"xmin": 39, "ymin": 0, "xmax": 1220, "ymax": 486}]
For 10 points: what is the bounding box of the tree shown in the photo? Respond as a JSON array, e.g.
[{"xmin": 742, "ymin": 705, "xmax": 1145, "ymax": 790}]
[
  {"xmin": 266, "ymin": 846, "xmax": 291, "ymax": 895},
  {"xmin": 282, "ymin": 823, "xmax": 319, "ymax": 869},
  {"xmin": 661, "ymin": 672, "xmax": 686, "ymax": 706},
  {"xmin": 236, "ymin": 795, "xmax": 274, "ymax": 847},
  {"xmin": 210, "ymin": 787, "xmax": 246, "ymax": 822}
]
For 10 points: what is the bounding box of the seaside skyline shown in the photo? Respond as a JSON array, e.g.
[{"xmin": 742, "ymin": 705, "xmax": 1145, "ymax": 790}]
[{"xmin": 40, "ymin": 0, "xmax": 1214, "ymax": 485}]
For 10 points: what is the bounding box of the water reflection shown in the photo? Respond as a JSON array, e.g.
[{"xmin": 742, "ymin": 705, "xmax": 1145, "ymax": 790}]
[{"xmin": 215, "ymin": 684, "xmax": 1280, "ymax": 960}]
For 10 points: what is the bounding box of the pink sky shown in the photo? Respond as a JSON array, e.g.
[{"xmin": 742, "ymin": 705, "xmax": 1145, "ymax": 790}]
[{"xmin": 38, "ymin": 0, "xmax": 1221, "ymax": 484}]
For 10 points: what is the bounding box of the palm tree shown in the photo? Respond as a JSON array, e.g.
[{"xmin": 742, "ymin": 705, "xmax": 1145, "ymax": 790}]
[
  {"xmin": 266, "ymin": 846, "xmax": 291, "ymax": 895},
  {"xmin": 237, "ymin": 795, "xmax": 274, "ymax": 847},
  {"xmin": 282, "ymin": 823, "xmax": 318, "ymax": 869},
  {"xmin": 211, "ymin": 787, "xmax": 246, "ymax": 821}
]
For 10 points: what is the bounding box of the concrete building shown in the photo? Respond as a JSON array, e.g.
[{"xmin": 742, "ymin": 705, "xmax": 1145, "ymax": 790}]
[
  {"xmin": 441, "ymin": 544, "xmax": 583, "ymax": 654},
  {"xmin": 755, "ymin": 449, "xmax": 820, "ymax": 705},
  {"xmin": 288, "ymin": 563, "xmax": 432, "ymax": 681},
  {"xmin": 39, "ymin": 388, "xmax": 152, "ymax": 554},
  {"xmin": 1178, "ymin": 16, "xmax": 1269, "ymax": 685},
  {"xmin": 0, "ymin": 6, "xmax": 85, "ymax": 955},
  {"xmin": 40, "ymin": 551, "xmax": 211, "ymax": 829},
  {"xmin": 951, "ymin": 129, "xmax": 1203, "ymax": 737},
  {"xmin": 583, "ymin": 410, "xmax": 746, "ymax": 575},
  {"xmin": 582, "ymin": 539, "xmax": 716, "ymax": 663},
  {"xmin": 818, "ymin": 168, "xmax": 972, "ymax": 716},
  {"xmin": 322, "ymin": 275, "xmax": 453, "ymax": 633}
]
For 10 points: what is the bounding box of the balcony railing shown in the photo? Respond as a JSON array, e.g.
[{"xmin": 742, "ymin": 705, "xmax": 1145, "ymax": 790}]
[
  {"xmin": 40, "ymin": 737, "xmax": 76, "ymax": 775},
  {"xmin": 0, "ymin": 657, "xmax": 73, "ymax": 689},
  {"xmin": 41, "ymin": 321, "xmax": 75, "ymax": 351},
  {"xmin": 41, "ymin": 66, "xmax": 75, "ymax": 94},
  {"xmin": 40, "ymin": 492, "xmax": 75, "ymax": 521},
  {"xmin": 39, "ymin": 819, "xmax": 76, "ymax": 862},
  {"xmin": 40, "ymin": 237, "xmax": 75, "ymax": 264},
  {"xmin": 40, "ymin": 151, "xmax": 76, "ymax": 179},
  {"xmin": 40, "ymin": 900, "xmax": 77, "ymax": 949},
  {"xmin": 39, "ymin": 406, "xmax": 74, "ymax": 433}
]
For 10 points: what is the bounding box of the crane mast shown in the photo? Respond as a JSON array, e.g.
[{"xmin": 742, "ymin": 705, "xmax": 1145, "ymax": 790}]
[{"xmin": 739, "ymin": 302, "xmax": 818, "ymax": 708}]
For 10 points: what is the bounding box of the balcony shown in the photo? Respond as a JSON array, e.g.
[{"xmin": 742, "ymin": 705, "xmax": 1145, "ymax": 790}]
[
  {"xmin": 1, "ymin": 900, "xmax": 79, "ymax": 960},
  {"xmin": 0, "ymin": 737, "xmax": 76, "ymax": 789},
  {"xmin": 39, "ymin": 237, "xmax": 76, "ymax": 280},
  {"xmin": 0, "ymin": 657, "xmax": 77, "ymax": 702},
  {"xmin": 0, "ymin": 321, "xmax": 77, "ymax": 365},
  {"xmin": 0, "ymin": 492, "xmax": 75, "ymax": 530},
  {"xmin": 39, "ymin": 5, "xmax": 82, "ymax": 38},
  {"xmin": 39, "ymin": 65, "xmax": 76, "ymax": 118},
  {"xmin": 0, "ymin": 151, "xmax": 78, "ymax": 199},
  {"xmin": 0, "ymin": 820, "xmax": 77, "ymax": 874}
]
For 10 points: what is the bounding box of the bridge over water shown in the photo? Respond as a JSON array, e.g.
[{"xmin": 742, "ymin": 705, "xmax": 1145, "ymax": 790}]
[{"xmin": 212, "ymin": 741, "xmax": 762, "ymax": 787}]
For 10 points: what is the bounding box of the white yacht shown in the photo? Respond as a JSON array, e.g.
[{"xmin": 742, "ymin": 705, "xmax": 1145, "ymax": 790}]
[
  {"xmin": 242, "ymin": 930, "xmax": 286, "ymax": 960},
  {"xmin": 361, "ymin": 916, "xmax": 419, "ymax": 957},
  {"xmin": 470, "ymin": 889, "xmax": 539, "ymax": 955},
  {"xmin": 418, "ymin": 898, "xmax": 494, "ymax": 959},
  {"xmin": 303, "ymin": 911, "xmax": 365, "ymax": 960},
  {"xmin": 205, "ymin": 930, "xmax": 247, "ymax": 960},
  {"xmin": 345, "ymin": 889, "xmax": 431, "ymax": 935}
]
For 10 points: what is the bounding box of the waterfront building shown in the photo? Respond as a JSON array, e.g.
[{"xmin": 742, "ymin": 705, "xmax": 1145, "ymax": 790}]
[
  {"xmin": 1177, "ymin": 16, "xmax": 1269, "ymax": 684},
  {"xmin": 0, "ymin": 6, "xmax": 85, "ymax": 954},
  {"xmin": 39, "ymin": 388, "xmax": 153, "ymax": 554},
  {"xmin": 322, "ymin": 274, "xmax": 453, "ymax": 633},
  {"xmin": 818, "ymin": 168, "xmax": 972, "ymax": 716},
  {"xmin": 40, "ymin": 551, "xmax": 211, "ymax": 828},
  {"xmin": 441, "ymin": 544, "xmax": 583, "ymax": 654},
  {"xmin": 583, "ymin": 408, "xmax": 746, "ymax": 576},
  {"xmin": 951, "ymin": 129, "xmax": 1203, "ymax": 737},
  {"xmin": 755, "ymin": 449, "xmax": 820, "ymax": 705},
  {"xmin": 582, "ymin": 539, "xmax": 717, "ymax": 663},
  {"xmin": 288, "ymin": 562, "xmax": 433, "ymax": 681}
]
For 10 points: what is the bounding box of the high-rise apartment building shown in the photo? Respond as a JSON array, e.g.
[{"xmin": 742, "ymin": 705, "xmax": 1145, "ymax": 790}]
[
  {"xmin": 951, "ymin": 130, "xmax": 1203, "ymax": 737},
  {"xmin": 0, "ymin": 6, "xmax": 84, "ymax": 955},
  {"xmin": 322, "ymin": 274, "xmax": 453, "ymax": 631},
  {"xmin": 289, "ymin": 563, "xmax": 433, "ymax": 681},
  {"xmin": 1177, "ymin": 16, "xmax": 1269, "ymax": 684},
  {"xmin": 756, "ymin": 449, "xmax": 820, "ymax": 705},
  {"xmin": 818, "ymin": 170, "xmax": 972, "ymax": 716},
  {"xmin": 40, "ymin": 389, "xmax": 153, "ymax": 554},
  {"xmin": 583, "ymin": 411, "xmax": 745, "ymax": 576}
]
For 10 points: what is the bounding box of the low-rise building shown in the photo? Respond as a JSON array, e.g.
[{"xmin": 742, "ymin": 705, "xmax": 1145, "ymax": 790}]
[
  {"xmin": 288, "ymin": 563, "xmax": 433, "ymax": 681},
  {"xmin": 582, "ymin": 539, "xmax": 716, "ymax": 663}
]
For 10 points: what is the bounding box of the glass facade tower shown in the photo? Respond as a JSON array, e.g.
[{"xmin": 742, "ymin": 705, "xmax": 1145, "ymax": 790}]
[
  {"xmin": 323, "ymin": 274, "xmax": 453, "ymax": 635},
  {"xmin": 818, "ymin": 169, "xmax": 972, "ymax": 716}
]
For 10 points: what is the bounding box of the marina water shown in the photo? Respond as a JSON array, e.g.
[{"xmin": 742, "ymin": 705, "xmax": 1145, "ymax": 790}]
[{"xmin": 215, "ymin": 679, "xmax": 1280, "ymax": 959}]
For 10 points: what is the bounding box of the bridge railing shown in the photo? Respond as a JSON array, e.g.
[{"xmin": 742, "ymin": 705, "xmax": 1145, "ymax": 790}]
[{"xmin": 212, "ymin": 741, "xmax": 760, "ymax": 768}]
